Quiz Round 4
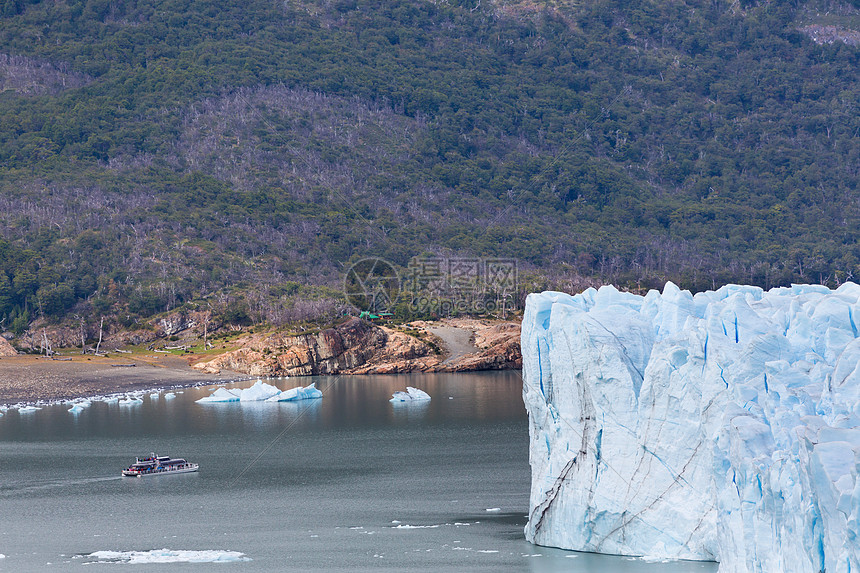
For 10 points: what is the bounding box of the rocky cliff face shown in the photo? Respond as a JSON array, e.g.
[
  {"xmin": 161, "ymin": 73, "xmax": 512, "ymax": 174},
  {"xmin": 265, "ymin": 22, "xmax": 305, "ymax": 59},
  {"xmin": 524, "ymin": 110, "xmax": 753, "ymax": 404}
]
[
  {"xmin": 193, "ymin": 317, "xmax": 522, "ymax": 376},
  {"xmin": 193, "ymin": 318, "xmax": 406, "ymax": 376}
]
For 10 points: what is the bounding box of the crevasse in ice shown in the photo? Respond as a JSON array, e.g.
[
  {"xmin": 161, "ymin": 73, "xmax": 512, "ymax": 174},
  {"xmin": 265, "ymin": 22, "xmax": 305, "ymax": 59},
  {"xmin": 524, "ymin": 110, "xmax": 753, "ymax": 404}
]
[{"xmin": 522, "ymin": 282, "xmax": 860, "ymax": 572}]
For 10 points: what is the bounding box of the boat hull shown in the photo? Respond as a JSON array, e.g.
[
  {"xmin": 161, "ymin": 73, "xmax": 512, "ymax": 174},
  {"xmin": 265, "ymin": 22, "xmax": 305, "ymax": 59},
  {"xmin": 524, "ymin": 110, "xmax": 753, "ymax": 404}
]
[{"xmin": 122, "ymin": 463, "xmax": 199, "ymax": 477}]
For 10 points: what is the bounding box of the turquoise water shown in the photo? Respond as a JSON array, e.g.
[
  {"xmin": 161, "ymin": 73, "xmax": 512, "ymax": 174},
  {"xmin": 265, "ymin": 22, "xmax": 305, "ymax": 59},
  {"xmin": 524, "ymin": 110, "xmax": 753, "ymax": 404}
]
[{"xmin": 0, "ymin": 372, "xmax": 717, "ymax": 572}]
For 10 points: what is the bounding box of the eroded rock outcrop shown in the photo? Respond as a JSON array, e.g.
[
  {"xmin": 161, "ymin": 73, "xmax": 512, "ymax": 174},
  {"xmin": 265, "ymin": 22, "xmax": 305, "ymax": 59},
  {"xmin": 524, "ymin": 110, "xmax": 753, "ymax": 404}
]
[
  {"xmin": 192, "ymin": 317, "xmax": 522, "ymax": 376},
  {"xmin": 193, "ymin": 318, "xmax": 412, "ymax": 376}
]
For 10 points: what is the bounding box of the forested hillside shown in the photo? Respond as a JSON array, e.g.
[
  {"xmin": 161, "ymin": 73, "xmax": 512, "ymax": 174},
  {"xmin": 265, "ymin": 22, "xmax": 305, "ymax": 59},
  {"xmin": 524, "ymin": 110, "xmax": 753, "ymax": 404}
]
[{"xmin": 0, "ymin": 0, "xmax": 858, "ymax": 335}]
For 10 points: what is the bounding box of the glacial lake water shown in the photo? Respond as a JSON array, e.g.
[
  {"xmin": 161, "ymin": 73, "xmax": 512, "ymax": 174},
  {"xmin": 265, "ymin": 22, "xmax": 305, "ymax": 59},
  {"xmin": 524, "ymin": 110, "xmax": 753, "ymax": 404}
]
[{"xmin": 0, "ymin": 372, "xmax": 718, "ymax": 572}]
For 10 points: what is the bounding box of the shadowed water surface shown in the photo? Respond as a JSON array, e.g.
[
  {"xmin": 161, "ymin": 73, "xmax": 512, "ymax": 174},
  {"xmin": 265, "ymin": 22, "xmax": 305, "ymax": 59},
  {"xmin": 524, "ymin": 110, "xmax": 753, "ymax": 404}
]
[{"xmin": 0, "ymin": 372, "xmax": 717, "ymax": 572}]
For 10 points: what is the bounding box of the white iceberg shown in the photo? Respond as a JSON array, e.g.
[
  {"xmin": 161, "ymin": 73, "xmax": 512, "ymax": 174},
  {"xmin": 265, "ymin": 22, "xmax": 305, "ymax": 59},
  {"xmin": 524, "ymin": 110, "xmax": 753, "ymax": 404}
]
[
  {"xmin": 390, "ymin": 387, "xmax": 431, "ymax": 402},
  {"xmin": 238, "ymin": 380, "xmax": 281, "ymax": 401},
  {"xmin": 118, "ymin": 397, "xmax": 143, "ymax": 406},
  {"xmin": 68, "ymin": 400, "xmax": 91, "ymax": 414},
  {"xmin": 86, "ymin": 549, "xmax": 250, "ymax": 564},
  {"xmin": 196, "ymin": 381, "xmax": 281, "ymax": 403},
  {"xmin": 17, "ymin": 406, "xmax": 41, "ymax": 413},
  {"xmin": 163, "ymin": 392, "xmax": 176, "ymax": 400},
  {"xmin": 196, "ymin": 387, "xmax": 241, "ymax": 403},
  {"xmin": 522, "ymin": 282, "xmax": 860, "ymax": 572},
  {"xmin": 266, "ymin": 383, "xmax": 323, "ymax": 402}
]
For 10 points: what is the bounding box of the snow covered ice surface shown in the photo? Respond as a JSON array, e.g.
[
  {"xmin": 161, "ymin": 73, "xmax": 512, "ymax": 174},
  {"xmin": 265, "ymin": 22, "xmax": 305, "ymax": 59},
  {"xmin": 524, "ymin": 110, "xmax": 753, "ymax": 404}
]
[
  {"xmin": 522, "ymin": 282, "xmax": 860, "ymax": 573},
  {"xmin": 85, "ymin": 549, "xmax": 250, "ymax": 564},
  {"xmin": 390, "ymin": 387, "xmax": 431, "ymax": 402}
]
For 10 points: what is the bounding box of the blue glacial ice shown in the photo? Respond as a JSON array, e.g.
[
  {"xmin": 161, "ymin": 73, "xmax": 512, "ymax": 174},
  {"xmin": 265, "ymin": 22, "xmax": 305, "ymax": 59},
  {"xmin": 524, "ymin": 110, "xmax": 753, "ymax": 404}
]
[
  {"xmin": 67, "ymin": 400, "xmax": 91, "ymax": 414},
  {"xmin": 522, "ymin": 282, "xmax": 860, "ymax": 572},
  {"xmin": 390, "ymin": 387, "xmax": 431, "ymax": 402}
]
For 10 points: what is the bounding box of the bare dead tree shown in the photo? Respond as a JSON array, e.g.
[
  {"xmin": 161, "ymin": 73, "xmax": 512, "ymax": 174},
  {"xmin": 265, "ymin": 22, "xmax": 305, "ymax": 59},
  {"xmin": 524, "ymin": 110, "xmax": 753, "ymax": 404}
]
[
  {"xmin": 95, "ymin": 317, "xmax": 105, "ymax": 355},
  {"xmin": 41, "ymin": 328, "xmax": 53, "ymax": 356},
  {"xmin": 75, "ymin": 314, "xmax": 86, "ymax": 353},
  {"xmin": 202, "ymin": 306, "xmax": 212, "ymax": 350}
]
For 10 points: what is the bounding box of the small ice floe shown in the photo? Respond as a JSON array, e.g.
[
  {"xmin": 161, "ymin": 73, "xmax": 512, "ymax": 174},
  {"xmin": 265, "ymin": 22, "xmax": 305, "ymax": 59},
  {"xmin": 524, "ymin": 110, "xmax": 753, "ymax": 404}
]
[
  {"xmin": 85, "ymin": 549, "xmax": 250, "ymax": 564},
  {"xmin": 118, "ymin": 397, "xmax": 143, "ymax": 406},
  {"xmin": 17, "ymin": 406, "xmax": 41, "ymax": 413},
  {"xmin": 390, "ymin": 387, "xmax": 431, "ymax": 402},
  {"xmin": 149, "ymin": 393, "xmax": 159, "ymax": 400},
  {"xmin": 485, "ymin": 507, "xmax": 501, "ymax": 512},
  {"xmin": 68, "ymin": 400, "xmax": 91, "ymax": 414},
  {"xmin": 163, "ymin": 393, "xmax": 176, "ymax": 400},
  {"xmin": 266, "ymin": 383, "xmax": 322, "ymax": 402}
]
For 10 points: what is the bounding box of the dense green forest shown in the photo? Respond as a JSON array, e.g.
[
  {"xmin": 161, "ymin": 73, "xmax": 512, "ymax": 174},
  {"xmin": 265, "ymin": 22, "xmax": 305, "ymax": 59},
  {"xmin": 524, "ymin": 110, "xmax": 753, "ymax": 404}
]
[{"xmin": 0, "ymin": 0, "xmax": 858, "ymax": 335}]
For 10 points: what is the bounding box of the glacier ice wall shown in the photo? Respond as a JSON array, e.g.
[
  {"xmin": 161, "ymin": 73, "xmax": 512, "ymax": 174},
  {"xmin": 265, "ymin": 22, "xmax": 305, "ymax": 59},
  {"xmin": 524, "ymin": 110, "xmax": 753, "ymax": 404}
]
[{"xmin": 522, "ymin": 282, "xmax": 860, "ymax": 572}]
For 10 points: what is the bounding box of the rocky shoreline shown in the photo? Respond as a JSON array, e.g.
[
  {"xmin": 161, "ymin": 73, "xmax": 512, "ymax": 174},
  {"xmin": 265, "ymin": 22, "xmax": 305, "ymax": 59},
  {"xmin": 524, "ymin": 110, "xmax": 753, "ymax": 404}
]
[
  {"xmin": 0, "ymin": 318, "xmax": 521, "ymax": 404},
  {"xmin": 190, "ymin": 317, "xmax": 522, "ymax": 377}
]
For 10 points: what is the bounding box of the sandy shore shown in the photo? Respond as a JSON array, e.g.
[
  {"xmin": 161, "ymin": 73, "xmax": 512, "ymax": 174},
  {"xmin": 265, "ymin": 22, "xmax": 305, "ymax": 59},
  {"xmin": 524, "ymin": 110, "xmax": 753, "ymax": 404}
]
[
  {"xmin": 424, "ymin": 325, "xmax": 480, "ymax": 364},
  {"xmin": 0, "ymin": 353, "xmax": 242, "ymax": 405}
]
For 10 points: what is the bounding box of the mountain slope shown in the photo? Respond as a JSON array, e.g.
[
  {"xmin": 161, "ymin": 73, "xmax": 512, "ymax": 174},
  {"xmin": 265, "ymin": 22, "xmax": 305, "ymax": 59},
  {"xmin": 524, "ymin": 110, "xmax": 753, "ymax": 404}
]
[{"xmin": 0, "ymin": 0, "xmax": 858, "ymax": 330}]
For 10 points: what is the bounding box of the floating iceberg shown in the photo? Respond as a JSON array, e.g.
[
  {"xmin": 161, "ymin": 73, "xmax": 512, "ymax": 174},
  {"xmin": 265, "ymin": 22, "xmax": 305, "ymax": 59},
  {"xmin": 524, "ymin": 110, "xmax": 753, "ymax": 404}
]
[
  {"xmin": 68, "ymin": 400, "xmax": 91, "ymax": 414},
  {"xmin": 196, "ymin": 387, "xmax": 241, "ymax": 403},
  {"xmin": 163, "ymin": 392, "xmax": 176, "ymax": 400},
  {"xmin": 196, "ymin": 380, "xmax": 305, "ymax": 403},
  {"xmin": 522, "ymin": 282, "xmax": 860, "ymax": 572},
  {"xmin": 238, "ymin": 380, "xmax": 281, "ymax": 401},
  {"xmin": 118, "ymin": 397, "xmax": 143, "ymax": 406},
  {"xmin": 86, "ymin": 549, "xmax": 250, "ymax": 564},
  {"xmin": 390, "ymin": 387, "xmax": 431, "ymax": 402},
  {"xmin": 17, "ymin": 406, "xmax": 41, "ymax": 413},
  {"xmin": 266, "ymin": 383, "xmax": 322, "ymax": 402}
]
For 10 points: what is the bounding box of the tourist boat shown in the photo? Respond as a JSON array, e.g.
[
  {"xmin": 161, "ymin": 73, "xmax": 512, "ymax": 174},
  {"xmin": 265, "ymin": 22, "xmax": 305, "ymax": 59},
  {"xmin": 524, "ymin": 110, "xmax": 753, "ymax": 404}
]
[{"xmin": 121, "ymin": 453, "xmax": 199, "ymax": 477}]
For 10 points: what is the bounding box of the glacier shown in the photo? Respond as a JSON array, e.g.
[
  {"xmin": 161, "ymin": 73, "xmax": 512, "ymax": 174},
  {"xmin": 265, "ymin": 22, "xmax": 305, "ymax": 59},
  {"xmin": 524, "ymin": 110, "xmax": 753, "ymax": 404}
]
[{"xmin": 522, "ymin": 282, "xmax": 860, "ymax": 572}]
